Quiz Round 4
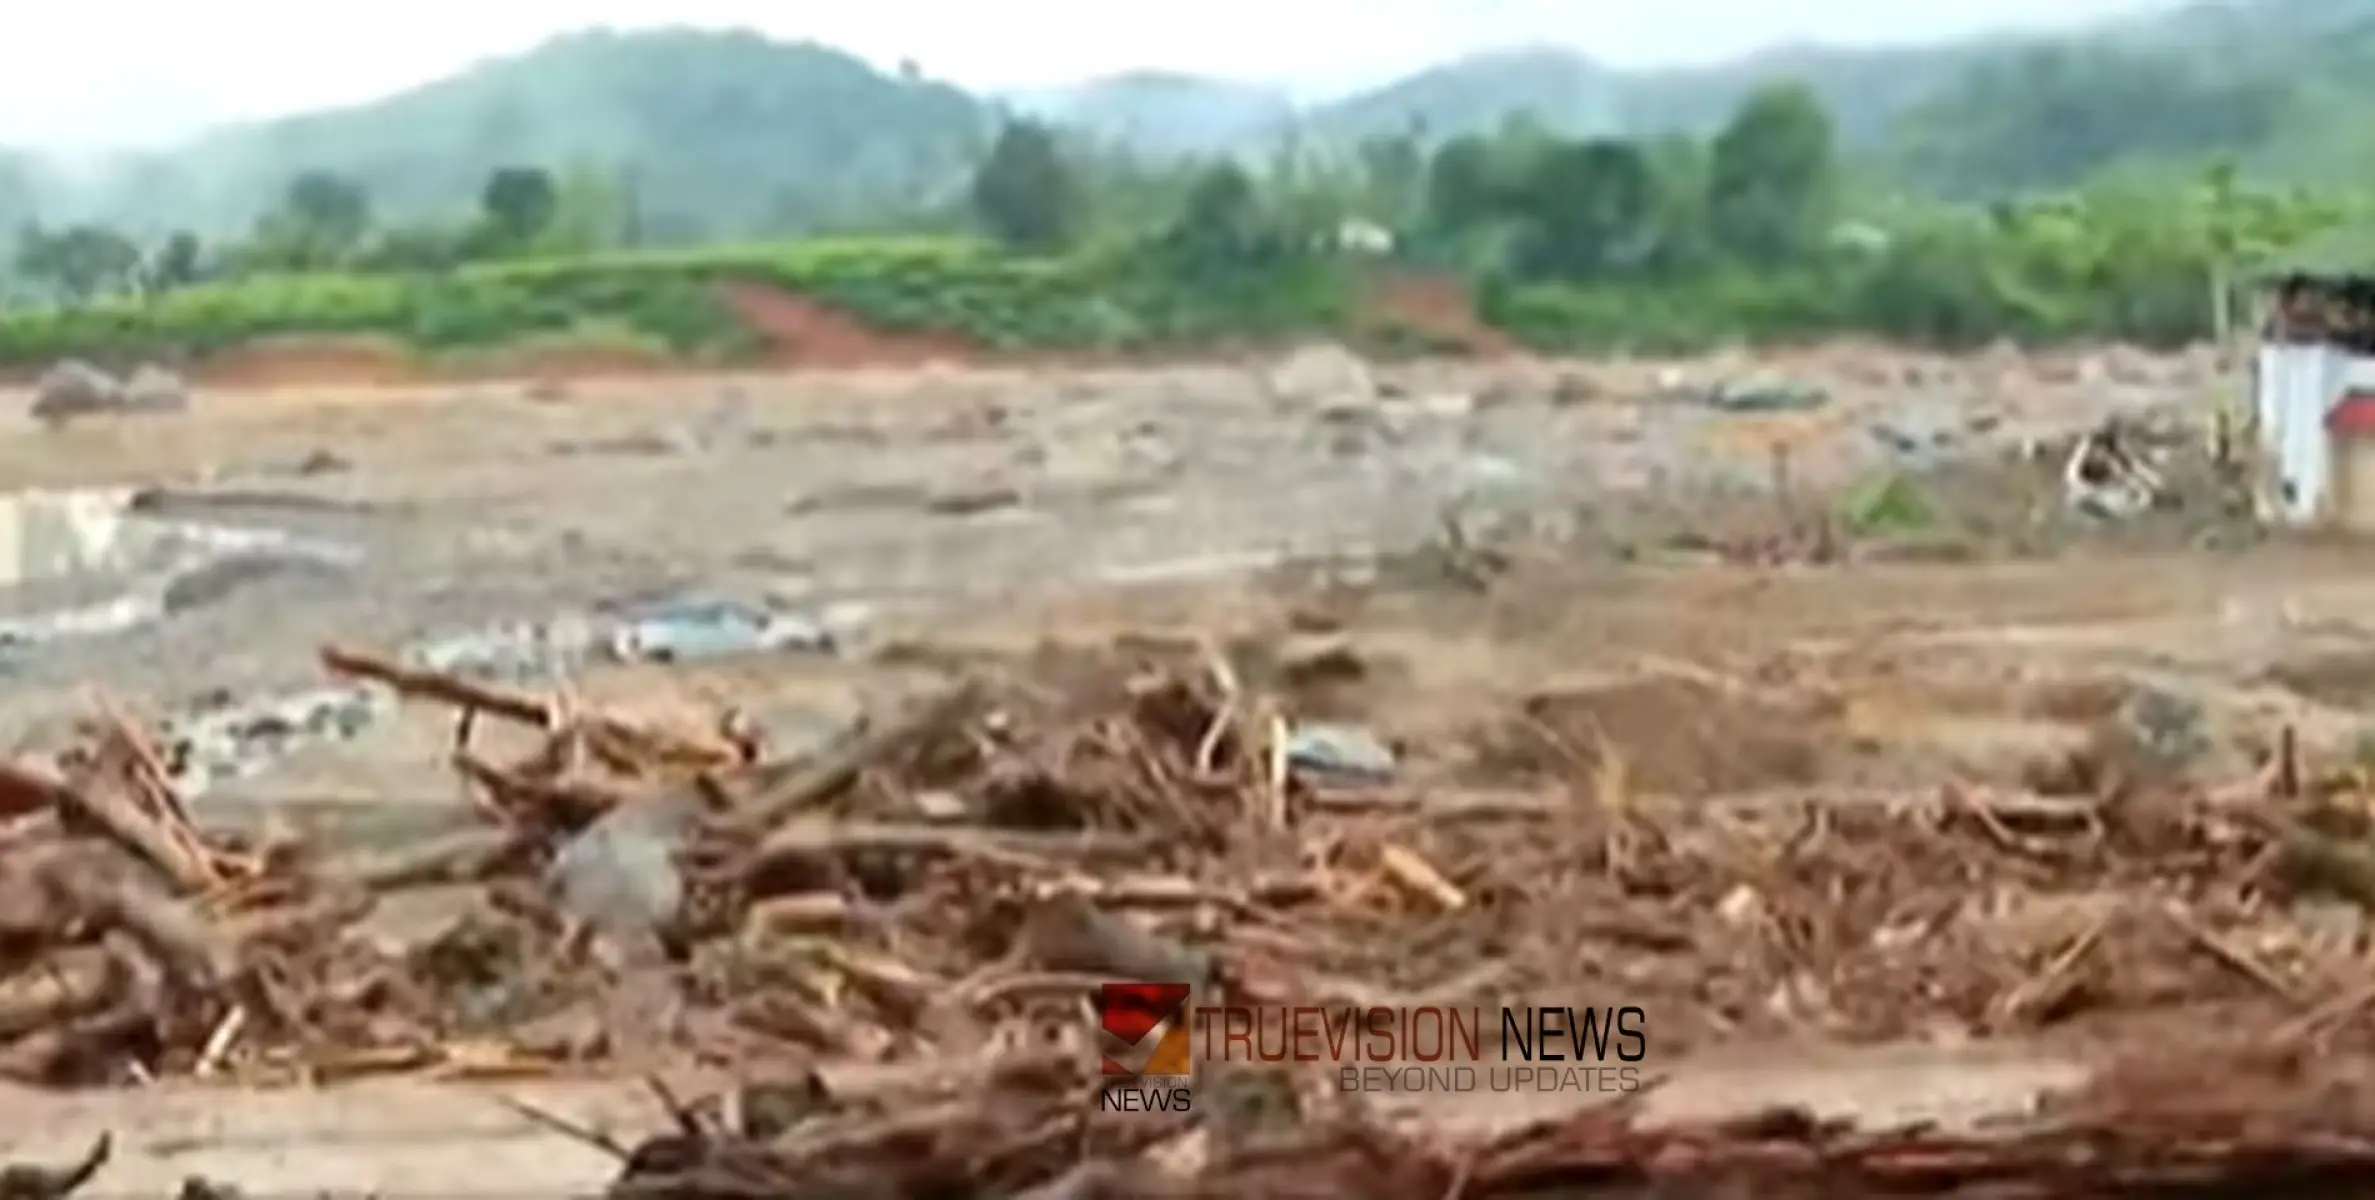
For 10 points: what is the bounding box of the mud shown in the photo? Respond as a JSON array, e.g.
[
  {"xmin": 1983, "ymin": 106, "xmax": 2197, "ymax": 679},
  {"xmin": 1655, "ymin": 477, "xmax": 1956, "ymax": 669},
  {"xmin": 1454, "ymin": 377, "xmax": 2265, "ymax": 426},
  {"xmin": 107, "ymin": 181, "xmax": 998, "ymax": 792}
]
[{"xmin": 0, "ymin": 339, "xmax": 2353, "ymax": 1191}]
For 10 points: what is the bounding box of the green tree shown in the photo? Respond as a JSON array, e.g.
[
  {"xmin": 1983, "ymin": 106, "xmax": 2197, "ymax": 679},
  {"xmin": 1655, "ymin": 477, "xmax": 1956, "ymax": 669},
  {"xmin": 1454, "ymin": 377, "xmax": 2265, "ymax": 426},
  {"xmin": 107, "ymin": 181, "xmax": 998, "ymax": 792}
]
[
  {"xmin": 1640, "ymin": 134, "xmax": 1714, "ymax": 274},
  {"xmin": 543, "ymin": 162, "xmax": 626, "ymax": 252},
  {"xmin": 352, "ymin": 225, "xmax": 474, "ymax": 271},
  {"xmin": 1705, "ymin": 84, "xmax": 1837, "ymax": 267},
  {"xmin": 1162, "ymin": 160, "xmax": 1270, "ymax": 268},
  {"xmin": 14, "ymin": 223, "xmax": 142, "ymax": 302},
  {"xmin": 150, "ymin": 231, "xmax": 204, "ymax": 289},
  {"xmin": 233, "ymin": 170, "xmax": 374, "ymax": 271},
  {"xmin": 1894, "ymin": 48, "xmax": 2289, "ymax": 197},
  {"xmin": 283, "ymin": 170, "xmax": 373, "ymax": 244},
  {"xmin": 480, "ymin": 165, "xmax": 560, "ymax": 246},
  {"xmin": 1508, "ymin": 138, "xmax": 1658, "ymax": 280},
  {"xmin": 1355, "ymin": 133, "xmax": 1426, "ymax": 227},
  {"xmin": 969, "ymin": 120, "xmax": 1082, "ymax": 251},
  {"xmin": 1423, "ymin": 135, "xmax": 1500, "ymax": 231}
]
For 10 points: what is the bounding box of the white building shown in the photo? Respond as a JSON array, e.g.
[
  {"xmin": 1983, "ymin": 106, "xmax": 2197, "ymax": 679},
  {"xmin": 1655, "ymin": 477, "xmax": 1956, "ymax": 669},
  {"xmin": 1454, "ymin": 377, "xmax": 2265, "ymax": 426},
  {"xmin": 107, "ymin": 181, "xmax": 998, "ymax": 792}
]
[{"xmin": 2252, "ymin": 259, "xmax": 2375, "ymax": 530}]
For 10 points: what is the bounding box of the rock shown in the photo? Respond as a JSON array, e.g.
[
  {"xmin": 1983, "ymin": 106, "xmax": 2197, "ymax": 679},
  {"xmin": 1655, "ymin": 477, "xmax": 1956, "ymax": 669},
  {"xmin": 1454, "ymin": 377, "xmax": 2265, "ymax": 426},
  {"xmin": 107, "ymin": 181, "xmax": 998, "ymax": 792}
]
[
  {"xmin": 29, "ymin": 360, "xmax": 121, "ymax": 425},
  {"xmin": 547, "ymin": 792, "xmax": 704, "ymax": 970},
  {"xmin": 120, "ymin": 364, "xmax": 191, "ymax": 413},
  {"xmin": 923, "ymin": 477, "xmax": 1021, "ymax": 515},
  {"xmin": 1706, "ymin": 378, "xmax": 1828, "ymax": 413},
  {"xmin": 1551, "ymin": 374, "xmax": 1599, "ymax": 406},
  {"xmin": 1283, "ymin": 723, "xmax": 1397, "ymax": 782},
  {"xmin": 290, "ymin": 448, "xmax": 351, "ymax": 476},
  {"xmin": 585, "ymin": 428, "xmax": 696, "ymax": 456},
  {"xmin": 1867, "ymin": 424, "xmax": 1926, "ymax": 456},
  {"xmin": 1267, "ymin": 343, "xmax": 1375, "ymax": 408},
  {"xmin": 1414, "ymin": 393, "xmax": 1476, "ymax": 420},
  {"xmin": 2117, "ymin": 685, "xmax": 2211, "ymax": 773}
]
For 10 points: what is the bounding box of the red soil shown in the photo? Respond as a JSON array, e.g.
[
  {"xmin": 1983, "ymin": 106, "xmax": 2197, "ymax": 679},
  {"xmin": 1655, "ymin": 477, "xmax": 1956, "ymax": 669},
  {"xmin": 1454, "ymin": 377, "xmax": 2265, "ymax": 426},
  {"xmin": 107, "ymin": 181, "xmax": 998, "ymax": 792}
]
[
  {"xmin": 716, "ymin": 283, "xmax": 978, "ymax": 368},
  {"xmin": 20, "ymin": 272, "xmax": 1508, "ymax": 391},
  {"xmin": 1359, "ymin": 271, "xmax": 1521, "ymax": 359}
]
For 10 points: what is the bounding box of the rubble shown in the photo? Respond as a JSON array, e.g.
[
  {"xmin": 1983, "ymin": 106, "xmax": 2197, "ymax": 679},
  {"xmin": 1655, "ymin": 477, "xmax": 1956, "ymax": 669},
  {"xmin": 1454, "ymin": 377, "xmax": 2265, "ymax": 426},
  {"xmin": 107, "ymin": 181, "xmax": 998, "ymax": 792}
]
[
  {"xmin": 2064, "ymin": 417, "xmax": 2168, "ymax": 519},
  {"xmin": 1704, "ymin": 377, "xmax": 1829, "ymax": 414},
  {"xmin": 0, "ymin": 620, "xmax": 2372, "ymax": 1194}
]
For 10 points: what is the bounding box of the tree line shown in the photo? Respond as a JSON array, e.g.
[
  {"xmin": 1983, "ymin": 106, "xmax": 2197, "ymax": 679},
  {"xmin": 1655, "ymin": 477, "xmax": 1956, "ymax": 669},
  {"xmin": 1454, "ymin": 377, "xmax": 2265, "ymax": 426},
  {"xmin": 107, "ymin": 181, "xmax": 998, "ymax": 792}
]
[
  {"xmin": 967, "ymin": 81, "xmax": 2345, "ymax": 346},
  {"xmin": 6, "ymin": 163, "xmax": 625, "ymax": 302},
  {"xmin": 6, "ymin": 81, "xmax": 2357, "ymax": 350}
]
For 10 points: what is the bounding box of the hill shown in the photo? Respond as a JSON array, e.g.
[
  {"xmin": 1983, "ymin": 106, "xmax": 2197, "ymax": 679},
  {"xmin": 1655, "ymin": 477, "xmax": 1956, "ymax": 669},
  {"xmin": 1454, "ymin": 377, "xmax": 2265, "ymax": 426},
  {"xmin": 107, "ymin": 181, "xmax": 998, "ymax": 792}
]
[
  {"xmin": 1171, "ymin": 0, "xmax": 2375, "ymax": 195},
  {"xmin": 6, "ymin": 3, "xmax": 2375, "ymax": 242},
  {"xmin": 1295, "ymin": 47, "xmax": 1631, "ymax": 144},
  {"xmin": 15, "ymin": 29, "xmax": 997, "ymax": 240},
  {"xmin": 1005, "ymin": 72, "xmax": 1295, "ymax": 158}
]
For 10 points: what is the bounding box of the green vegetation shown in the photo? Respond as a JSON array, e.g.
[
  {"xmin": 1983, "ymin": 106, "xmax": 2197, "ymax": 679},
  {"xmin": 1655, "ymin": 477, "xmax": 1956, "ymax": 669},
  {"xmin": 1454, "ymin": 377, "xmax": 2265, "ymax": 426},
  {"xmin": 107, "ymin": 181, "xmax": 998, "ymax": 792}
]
[
  {"xmin": 10, "ymin": 5, "xmax": 2375, "ymax": 240},
  {"xmin": 4, "ymin": 15, "xmax": 2375, "ymax": 365},
  {"xmin": 0, "ymin": 238, "xmax": 1356, "ymax": 366},
  {"xmin": 0, "ymin": 30, "xmax": 991, "ymax": 240},
  {"xmin": 0, "ymin": 75, "xmax": 2361, "ymax": 366}
]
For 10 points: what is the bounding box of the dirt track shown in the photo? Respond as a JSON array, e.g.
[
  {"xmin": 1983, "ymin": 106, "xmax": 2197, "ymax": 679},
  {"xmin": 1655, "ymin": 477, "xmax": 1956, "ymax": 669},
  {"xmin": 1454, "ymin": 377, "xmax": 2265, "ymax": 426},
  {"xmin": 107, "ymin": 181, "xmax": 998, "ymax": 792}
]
[{"xmin": 1, "ymin": 340, "xmax": 2371, "ymax": 1191}]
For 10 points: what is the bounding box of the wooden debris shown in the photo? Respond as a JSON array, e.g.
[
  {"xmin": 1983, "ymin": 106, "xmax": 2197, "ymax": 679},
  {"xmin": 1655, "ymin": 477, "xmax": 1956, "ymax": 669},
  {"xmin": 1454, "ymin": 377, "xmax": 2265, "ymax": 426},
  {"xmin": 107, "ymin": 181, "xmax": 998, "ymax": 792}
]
[
  {"xmin": 1376, "ymin": 844, "xmax": 1466, "ymax": 911},
  {"xmin": 0, "ymin": 634, "xmax": 2354, "ymax": 1195}
]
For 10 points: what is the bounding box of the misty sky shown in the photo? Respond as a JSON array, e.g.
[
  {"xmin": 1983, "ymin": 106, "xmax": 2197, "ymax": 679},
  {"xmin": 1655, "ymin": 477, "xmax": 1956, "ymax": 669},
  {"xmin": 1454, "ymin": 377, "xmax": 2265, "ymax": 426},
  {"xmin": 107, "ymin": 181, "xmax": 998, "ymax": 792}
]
[{"xmin": 11, "ymin": 0, "xmax": 2163, "ymax": 150}]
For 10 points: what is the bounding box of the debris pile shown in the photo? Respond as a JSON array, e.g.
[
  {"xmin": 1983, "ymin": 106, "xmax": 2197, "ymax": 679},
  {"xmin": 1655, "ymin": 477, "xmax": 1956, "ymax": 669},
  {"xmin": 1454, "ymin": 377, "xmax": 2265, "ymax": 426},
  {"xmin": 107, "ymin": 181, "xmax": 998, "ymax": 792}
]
[
  {"xmin": 0, "ymin": 636, "xmax": 2371, "ymax": 1192},
  {"xmin": 1182, "ymin": 1046, "xmax": 2375, "ymax": 1198}
]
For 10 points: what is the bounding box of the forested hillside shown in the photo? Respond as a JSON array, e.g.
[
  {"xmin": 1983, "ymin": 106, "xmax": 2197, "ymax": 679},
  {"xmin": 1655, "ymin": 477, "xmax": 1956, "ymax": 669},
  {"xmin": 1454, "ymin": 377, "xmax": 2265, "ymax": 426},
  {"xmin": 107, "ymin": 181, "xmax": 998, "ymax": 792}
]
[
  {"xmin": 0, "ymin": 2, "xmax": 2370, "ymax": 249},
  {"xmin": 2, "ymin": 30, "xmax": 998, "ymax": 240},
  {"xmin": 1303, "ymin": 0, "xmax": 2375, "ymax": 195}
]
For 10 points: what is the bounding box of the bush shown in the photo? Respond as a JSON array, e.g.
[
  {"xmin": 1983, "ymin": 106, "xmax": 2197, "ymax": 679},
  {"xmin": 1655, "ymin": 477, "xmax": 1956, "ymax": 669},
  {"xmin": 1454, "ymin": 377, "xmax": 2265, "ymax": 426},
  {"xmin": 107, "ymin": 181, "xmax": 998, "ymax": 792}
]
[{"xmin": 0, "ymin": 237, "xmax": 1360, "ymax": 366}]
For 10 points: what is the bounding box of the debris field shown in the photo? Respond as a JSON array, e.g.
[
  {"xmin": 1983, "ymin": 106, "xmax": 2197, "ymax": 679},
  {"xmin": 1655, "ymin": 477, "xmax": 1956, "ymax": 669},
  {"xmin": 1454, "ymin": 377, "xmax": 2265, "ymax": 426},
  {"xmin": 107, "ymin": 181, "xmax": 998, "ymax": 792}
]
[
  {"xmin": 0, "ymin": 616, "xmax": 2368, "ymax": 1195},
  {"xmin": 0, "ymin": 343, "xmax": 2362, "ymax": 1195}
]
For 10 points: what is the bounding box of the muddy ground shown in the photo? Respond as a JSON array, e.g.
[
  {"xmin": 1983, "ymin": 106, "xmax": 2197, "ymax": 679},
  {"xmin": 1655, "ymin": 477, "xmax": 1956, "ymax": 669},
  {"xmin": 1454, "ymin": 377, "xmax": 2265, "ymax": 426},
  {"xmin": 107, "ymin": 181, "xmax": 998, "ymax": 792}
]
[{"xmin": 0, "ymin": 339, "xmax": 2363, "ymax": 1192}]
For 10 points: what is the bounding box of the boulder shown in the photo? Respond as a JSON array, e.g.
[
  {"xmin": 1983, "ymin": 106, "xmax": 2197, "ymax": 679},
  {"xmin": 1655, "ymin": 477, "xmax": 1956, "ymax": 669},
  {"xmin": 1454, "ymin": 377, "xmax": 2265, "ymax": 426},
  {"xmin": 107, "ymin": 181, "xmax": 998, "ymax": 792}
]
[
  {"xmin": 120, "ymin": 364, "xmax": 191, "ymax": 412},
  {"xmin": 1267, "ymin": 342, "xmax": 1375, "ymax": 409},
  {"xmin": 28, "ymin": 360, "xmax": 121, "ymax": 425},
  {"xmin": 547, "ymin": 791, "xmax": 703, "ymax": 970}
]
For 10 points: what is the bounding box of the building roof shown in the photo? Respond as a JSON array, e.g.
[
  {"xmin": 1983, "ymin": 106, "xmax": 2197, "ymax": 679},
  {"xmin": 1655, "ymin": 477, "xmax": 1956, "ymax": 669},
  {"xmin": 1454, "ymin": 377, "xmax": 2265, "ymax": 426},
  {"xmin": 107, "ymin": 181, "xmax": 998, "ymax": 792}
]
[{"xmin": 2326, "ymin": 391, "xmax": 2375, "ymax": 436}]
